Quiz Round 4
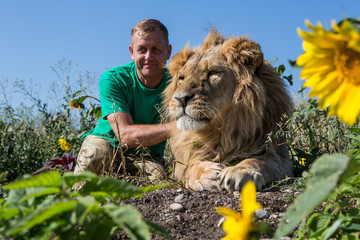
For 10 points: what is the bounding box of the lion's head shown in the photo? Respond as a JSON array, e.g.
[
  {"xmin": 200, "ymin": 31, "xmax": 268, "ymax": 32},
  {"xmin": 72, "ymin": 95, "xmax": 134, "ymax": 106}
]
[{"xmin": 164, "ymin": 30, "xmax": 292, "ymax": 149}]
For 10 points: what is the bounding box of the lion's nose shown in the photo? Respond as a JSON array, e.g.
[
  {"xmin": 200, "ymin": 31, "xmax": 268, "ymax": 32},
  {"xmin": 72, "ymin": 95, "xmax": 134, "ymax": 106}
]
[{"xmin": 175, "ymin": 94, "xmax": 194, "ymax": 110}]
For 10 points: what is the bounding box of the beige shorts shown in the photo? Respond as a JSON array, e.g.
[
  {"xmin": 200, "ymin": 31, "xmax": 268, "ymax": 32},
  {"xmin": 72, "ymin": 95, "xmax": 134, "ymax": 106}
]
[{"xmin": 73, "ymin": 135, "xmax": 166, "ymax": 179}]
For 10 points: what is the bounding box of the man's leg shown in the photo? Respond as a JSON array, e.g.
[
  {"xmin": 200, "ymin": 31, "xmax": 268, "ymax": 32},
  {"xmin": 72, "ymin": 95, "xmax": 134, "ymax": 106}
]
[
  {"xmin": 74, "ymin": 135, "xmax": 116, "ymax": 175},
  {"xmin": 125, "ymin": 154, "xmax": 166, "ymax": 180}
]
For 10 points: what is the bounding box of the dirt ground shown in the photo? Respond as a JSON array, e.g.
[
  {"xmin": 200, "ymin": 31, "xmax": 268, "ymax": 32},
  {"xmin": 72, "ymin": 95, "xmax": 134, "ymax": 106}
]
[{"xmin": 113, "ymin": 184, "xmax": 299, "ymax": 240}]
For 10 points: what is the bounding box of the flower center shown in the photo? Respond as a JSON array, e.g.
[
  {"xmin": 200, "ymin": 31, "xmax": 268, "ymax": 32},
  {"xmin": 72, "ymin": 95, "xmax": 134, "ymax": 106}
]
[{"xmin": 335, "ymin": 44, "xmax": 360, "ymax": 85}]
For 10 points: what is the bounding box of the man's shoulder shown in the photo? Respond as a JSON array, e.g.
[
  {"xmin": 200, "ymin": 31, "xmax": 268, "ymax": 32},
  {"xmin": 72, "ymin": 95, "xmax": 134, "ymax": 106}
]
[
  {"xmin": 100, "ymin": 62, "xmax": 136, "ymax": 84},
  {"xmin": 103, "ymin": 62, "xmax": 135, "ymax": 76}
]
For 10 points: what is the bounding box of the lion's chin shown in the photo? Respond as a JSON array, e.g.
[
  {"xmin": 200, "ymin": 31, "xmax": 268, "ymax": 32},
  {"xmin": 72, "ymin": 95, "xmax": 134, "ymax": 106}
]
[{"xmin": 176, "ymin": 115, "xmax": 208, "ymax": 131}]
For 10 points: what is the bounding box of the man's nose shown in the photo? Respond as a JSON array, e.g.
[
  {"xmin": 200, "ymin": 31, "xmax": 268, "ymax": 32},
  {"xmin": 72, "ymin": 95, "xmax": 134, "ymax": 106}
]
[{"xmin": 145, "ymin": 50, "xmax": 153, "ymax": 59}]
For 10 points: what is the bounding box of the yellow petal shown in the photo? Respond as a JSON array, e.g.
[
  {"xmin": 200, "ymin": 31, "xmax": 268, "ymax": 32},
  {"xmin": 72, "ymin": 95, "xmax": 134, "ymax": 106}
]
[
  {"xmin": 335, "ymin": 84, "xmax": 360, "ymax": 125},
  {"xmin": 306, "ymin": 71, "xmax": 341, "ymax": 97},
  {"xmin": 216, "ymin": 207, "xmax": 242, "ymax": 219},
  {"xmin": 317, "ymin": 82, "xmax": 346, "ymax": 110},
  {"xmin": 241, "ymin": 181, "xmax": 262, "ymax": 218}
]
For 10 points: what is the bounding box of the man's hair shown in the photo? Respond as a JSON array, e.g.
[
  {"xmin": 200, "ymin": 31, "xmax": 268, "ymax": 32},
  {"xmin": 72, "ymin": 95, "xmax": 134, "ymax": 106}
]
[{"xmin": 131, "ymin": 19, "xmax": 169, "ymax": 45}]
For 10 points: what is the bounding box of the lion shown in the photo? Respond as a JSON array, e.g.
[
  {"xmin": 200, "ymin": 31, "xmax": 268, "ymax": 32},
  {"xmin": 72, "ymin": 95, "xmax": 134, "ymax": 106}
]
[{"xmin": 163, "ymin": 29, "xmax": 293, "ymax": 192}]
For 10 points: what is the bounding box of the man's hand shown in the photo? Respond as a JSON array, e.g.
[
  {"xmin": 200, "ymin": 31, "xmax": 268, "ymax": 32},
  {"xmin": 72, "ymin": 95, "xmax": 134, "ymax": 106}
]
[{"xmin": 108, "ymin": 112, "xmax": 175, "ymax": 149}]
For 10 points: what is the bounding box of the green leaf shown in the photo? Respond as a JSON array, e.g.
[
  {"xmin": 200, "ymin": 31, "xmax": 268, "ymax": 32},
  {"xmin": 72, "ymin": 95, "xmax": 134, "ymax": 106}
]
[
  {"xmin": 283, "ymin": 75, "xmax": 293, "ymax": 86},
  {"xmin": 20, "ymin": 187, "xmax": 61, "ymax": 202},
  {"xmin": 80, "ymin": 177, "xmax": 143, "ymax": 200},
  {"xmin": 274, "ymin": 154, "xmax": 360, "ymax": 239},
  {"xmin": 3, "ymin": 171, "xmax": 61, "ymax": 190},
  {"xmin": 140, "ymin": 183, "xmax": 169, "ymax": 193},
  {"xmin": 275, "ymin": 64, "xmax": 285, "ymax": 75},
  {"xmin": 104, "ymin": 204, "xmax": 150, "ymax": 240},
  {"xmin": 84, "ymin": 218, "xmax": 114, "ymax": 240},
  {"xmin": 0, "ymin": 207, "xmax": 20, "ymax": 220},
  {"xmin": 323, "ymin": 218, "xmax": 346, "ymax": 240},
  {"xmin": 78, "ymin": 95, "xmax": 89, "ymax": 104},
  {"xmin": 61, "ymin": 171, "xmax": 97, "ymax": 189},
  {"xmin": 94, "ymin": 107, "xmax": 102, "ymax": 119},
  {"xmin": 6, "ymin": 200, "xmax": 77, "ymax": 236},
  {"xmin": 340, "ymin": 223, "xmax": 360, "ymax": 231},
  {"xmin": 71, "ymin": 90, "xmax": 84, "ymax": 98},
  {"xmin": 307, "ymin": 213, "xmax": 331, "ymax": 238},
  {"xmin": 144, "ymin": 220, "xmax": 171, "ymax": 239}
]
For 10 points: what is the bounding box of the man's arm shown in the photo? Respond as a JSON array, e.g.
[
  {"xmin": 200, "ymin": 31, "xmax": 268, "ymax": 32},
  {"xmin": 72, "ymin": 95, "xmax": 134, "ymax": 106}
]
[{"xmin": 108, "ymin": 112, "xmax": 175, "ymax": 149}]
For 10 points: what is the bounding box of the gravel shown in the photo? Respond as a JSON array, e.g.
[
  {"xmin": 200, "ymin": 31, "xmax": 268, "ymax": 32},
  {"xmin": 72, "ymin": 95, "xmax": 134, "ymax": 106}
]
[{"xmin": 112, "ymin": 186, "xmax": 298, "ymax": 239}]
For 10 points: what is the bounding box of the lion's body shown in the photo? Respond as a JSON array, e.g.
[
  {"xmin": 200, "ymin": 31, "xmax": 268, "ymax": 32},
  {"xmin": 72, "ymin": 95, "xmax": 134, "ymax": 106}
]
[{"xmin": 164, "ymin": 30, "xmax": 293, "ymax": 192}]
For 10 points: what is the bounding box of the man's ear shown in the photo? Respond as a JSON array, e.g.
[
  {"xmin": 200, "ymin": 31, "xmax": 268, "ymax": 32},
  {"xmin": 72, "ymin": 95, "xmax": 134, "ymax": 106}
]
[
  {"xmin": 167, "ymin": 44, "xmax": 172, "ymax": 60},
  {"xmin": 129, "ymin": 45, "xmax": 135, "ymax": 60}
]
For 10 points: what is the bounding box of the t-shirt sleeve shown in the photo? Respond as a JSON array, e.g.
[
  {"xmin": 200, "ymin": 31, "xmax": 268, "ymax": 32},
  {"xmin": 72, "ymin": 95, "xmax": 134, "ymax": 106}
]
[{"xmin": 99, "ymin": 70, "xmax": 130, "ymax": 119}]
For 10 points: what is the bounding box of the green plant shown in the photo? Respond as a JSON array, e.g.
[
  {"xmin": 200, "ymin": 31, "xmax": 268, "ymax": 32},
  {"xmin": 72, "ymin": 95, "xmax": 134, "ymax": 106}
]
[
  {"xmin": 274, "ymin": 151, "xmax": 360, "ymax": 239},
  {"xmin": 0, "ymin": 60, "xmax": 99, "ymax": 183},
  {"xmin": 0, "ymin": 171, "xmax": 170, "ymax": 240},
  {"xmin": 285, "ymin": 98, "xmax": 352, "ymax": 176}
]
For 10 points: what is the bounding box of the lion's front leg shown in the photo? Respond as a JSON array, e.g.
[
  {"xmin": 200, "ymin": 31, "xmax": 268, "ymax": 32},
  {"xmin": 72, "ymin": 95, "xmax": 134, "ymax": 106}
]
[
  {"xmin": 218, "ymin": 158, "xmax": 273, "ymax": 192},
  {"xmin": 175, "ymin": 161, "xmax": 226, "ymax": 191},
  {"xmin": 218, "ymin": 165, "xmax": 266, "ymax": 192}
]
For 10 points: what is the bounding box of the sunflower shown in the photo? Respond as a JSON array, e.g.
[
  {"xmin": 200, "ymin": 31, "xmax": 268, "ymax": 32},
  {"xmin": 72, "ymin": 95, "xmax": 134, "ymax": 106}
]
[
  {"xmin": 215, "ymin": 181, "xmax": 262, "ymax": 240},
  {"xmin": 297, "ymin": 19, "xmax": 360, "ymax": 126},
  {"xmin": 70, "ymin": 99, "xmax": 82, "ymax": 110},
  {"xmin": 58, "ymin": 138, "xmax": 71, "ymax": 151}
]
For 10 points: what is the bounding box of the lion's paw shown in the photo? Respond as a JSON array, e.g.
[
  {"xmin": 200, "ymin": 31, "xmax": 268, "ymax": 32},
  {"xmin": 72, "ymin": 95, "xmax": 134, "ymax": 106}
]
[
  {"xmin": 186, "ymin": 161, "xmax": 226, "ymax": 191},
  {"xmin": 218, "ymin": 167, "xmax": 265, "ymax": 192}
]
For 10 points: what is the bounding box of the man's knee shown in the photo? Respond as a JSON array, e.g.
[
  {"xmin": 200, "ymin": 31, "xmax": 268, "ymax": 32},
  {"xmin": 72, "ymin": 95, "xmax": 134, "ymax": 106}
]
[{"xmin": 74, "ymin": 135, "xmax": 114, "ymax": 175}]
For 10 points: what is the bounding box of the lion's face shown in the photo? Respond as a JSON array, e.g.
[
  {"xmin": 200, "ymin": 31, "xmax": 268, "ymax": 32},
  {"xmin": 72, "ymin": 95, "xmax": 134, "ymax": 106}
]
[
  {"xmin": 169, "ymin": 47, "xmax": 237, "ymax": 131},
  {"xmin": 165, "ymin": 30, "xmax": 265, "ymax": 132}
]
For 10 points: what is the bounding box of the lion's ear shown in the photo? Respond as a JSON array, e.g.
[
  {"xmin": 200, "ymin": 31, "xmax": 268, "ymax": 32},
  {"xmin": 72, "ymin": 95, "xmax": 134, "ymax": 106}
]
[
  {"xmin": 221, "ymin": 37, "xmax": 263, "ymax": 71},
  {"xmin": 168, "ymin": 43, "xmax": 193, "ymax": 76}
]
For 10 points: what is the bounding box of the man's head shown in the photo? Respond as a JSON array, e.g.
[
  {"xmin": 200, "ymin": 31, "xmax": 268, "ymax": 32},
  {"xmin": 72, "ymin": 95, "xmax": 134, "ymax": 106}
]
[
  {"xmin": 129, "ymin": 19, "xmax": 172, "ymax": 88},
  {"xmin": 131, "ymin": 19, "xmax": 169, "ymax": 45}
]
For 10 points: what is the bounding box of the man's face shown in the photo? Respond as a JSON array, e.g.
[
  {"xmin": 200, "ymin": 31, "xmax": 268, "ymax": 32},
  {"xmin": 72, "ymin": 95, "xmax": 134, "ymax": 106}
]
[{"xmin": 129, "ymin": 29, "xmax": 172, "ymax": 86}]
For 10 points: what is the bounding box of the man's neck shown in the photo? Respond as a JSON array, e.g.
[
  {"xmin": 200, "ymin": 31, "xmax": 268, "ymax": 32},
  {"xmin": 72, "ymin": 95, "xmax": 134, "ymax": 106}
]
[{"xmin": 137, "ymin": 72, "xmax": 163, "ymax": 89}]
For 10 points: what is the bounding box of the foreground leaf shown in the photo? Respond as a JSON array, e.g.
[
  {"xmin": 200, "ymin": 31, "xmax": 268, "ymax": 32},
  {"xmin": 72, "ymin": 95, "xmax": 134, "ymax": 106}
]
[
  {"xmin": 104, "ymin": 204, "xmax": 150, "ymax": 240},
  {"xmin": 6, "ymin": 200, "xmax": 77, "ymax": 236},
  {"xmin": 3, "ymin": 171, "xmax": 61, "ymax": 190},
  {"xmin": 274, "ymin": 154, "xmax": 360, "ymax": 239}
]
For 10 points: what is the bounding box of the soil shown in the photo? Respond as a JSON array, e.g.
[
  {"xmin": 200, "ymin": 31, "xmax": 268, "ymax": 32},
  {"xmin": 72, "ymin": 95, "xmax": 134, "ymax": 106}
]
[{"xmin": 113, "ymin": 185, "xmax": 299, "ymax": 240}]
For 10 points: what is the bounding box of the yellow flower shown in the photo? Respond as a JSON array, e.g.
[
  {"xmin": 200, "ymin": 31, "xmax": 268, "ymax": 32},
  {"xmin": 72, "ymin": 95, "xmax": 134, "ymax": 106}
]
[
  {"xmin": 216, "ymin": 181, "xmax": 262, "ymax": 240},
  {"xmin": 58, "ymin": 138, "xmax": 71, "ymax": 151},
  {"xmin": 70, "ymin": 100, "xmax": 81, "ymax": 110},
  {"xmin": 296, "ymin": 19, "xmax": 360, "ymax": 126}
]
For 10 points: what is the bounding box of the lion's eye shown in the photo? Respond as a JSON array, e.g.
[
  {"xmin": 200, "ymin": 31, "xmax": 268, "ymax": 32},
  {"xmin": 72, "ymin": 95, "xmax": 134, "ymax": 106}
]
[
  {"xmin": 178, "ymin": 75, "xmax": 185, "ymax": 82},
  {"xmin": 207, "ymin": 70, "xmax": 221, "ymax": 78}
]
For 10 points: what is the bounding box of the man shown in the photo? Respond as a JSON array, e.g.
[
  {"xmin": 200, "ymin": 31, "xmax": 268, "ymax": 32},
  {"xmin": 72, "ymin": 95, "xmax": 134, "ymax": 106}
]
[{"xmin": 74, "ymin": 19, "xmax": 174, "ymax": 178}]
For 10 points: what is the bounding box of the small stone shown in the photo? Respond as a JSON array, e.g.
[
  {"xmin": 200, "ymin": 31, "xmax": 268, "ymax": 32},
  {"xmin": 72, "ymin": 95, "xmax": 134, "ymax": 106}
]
[
  {"xmin": 170, "ymin": 203, "xmax": 185, "ymax": 212},
  {"xmin": 255, "ymin": 209, "xmax": 269, "ymax": 219},
  {"xmin": 233, "ymin": 191, "xmax": 240, "ymax": 196},
  {"xmin": 176, "ymin": 215, "xmax": 184, "ymax": 222},
  {"xmin": 217, "ymin": 217, "xmax": 226, "ymax": 227},
  {"xmin": 269, "ymin": 214, "xmax": 278, "ymax": 219},
  {"xmin": 174, "ymin": 194, "xmax": 184, "ymax": 203}
]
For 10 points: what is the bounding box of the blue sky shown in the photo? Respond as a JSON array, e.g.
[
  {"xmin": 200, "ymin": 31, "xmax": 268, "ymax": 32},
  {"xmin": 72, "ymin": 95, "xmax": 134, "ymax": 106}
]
[{"xmin": 1, "ymin": 0, "xmax": 359, "ymax": 108}]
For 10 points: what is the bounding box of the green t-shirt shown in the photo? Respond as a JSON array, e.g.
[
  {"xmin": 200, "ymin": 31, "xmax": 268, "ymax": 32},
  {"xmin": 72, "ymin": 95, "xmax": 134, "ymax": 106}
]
[{"xmin": 83, "ymin": 61, "xmax": 171, "ymax": 157}]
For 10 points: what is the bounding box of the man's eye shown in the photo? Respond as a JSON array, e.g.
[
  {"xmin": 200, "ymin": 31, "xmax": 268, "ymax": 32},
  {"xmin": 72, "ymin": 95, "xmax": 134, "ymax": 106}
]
[
  {"xmin": 153, "ymin": 48, "xmax": 161, "ymax": 54},
  {"xmin": 138, "ymin": 48, "xmax": 146, "ymax": 54}
]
